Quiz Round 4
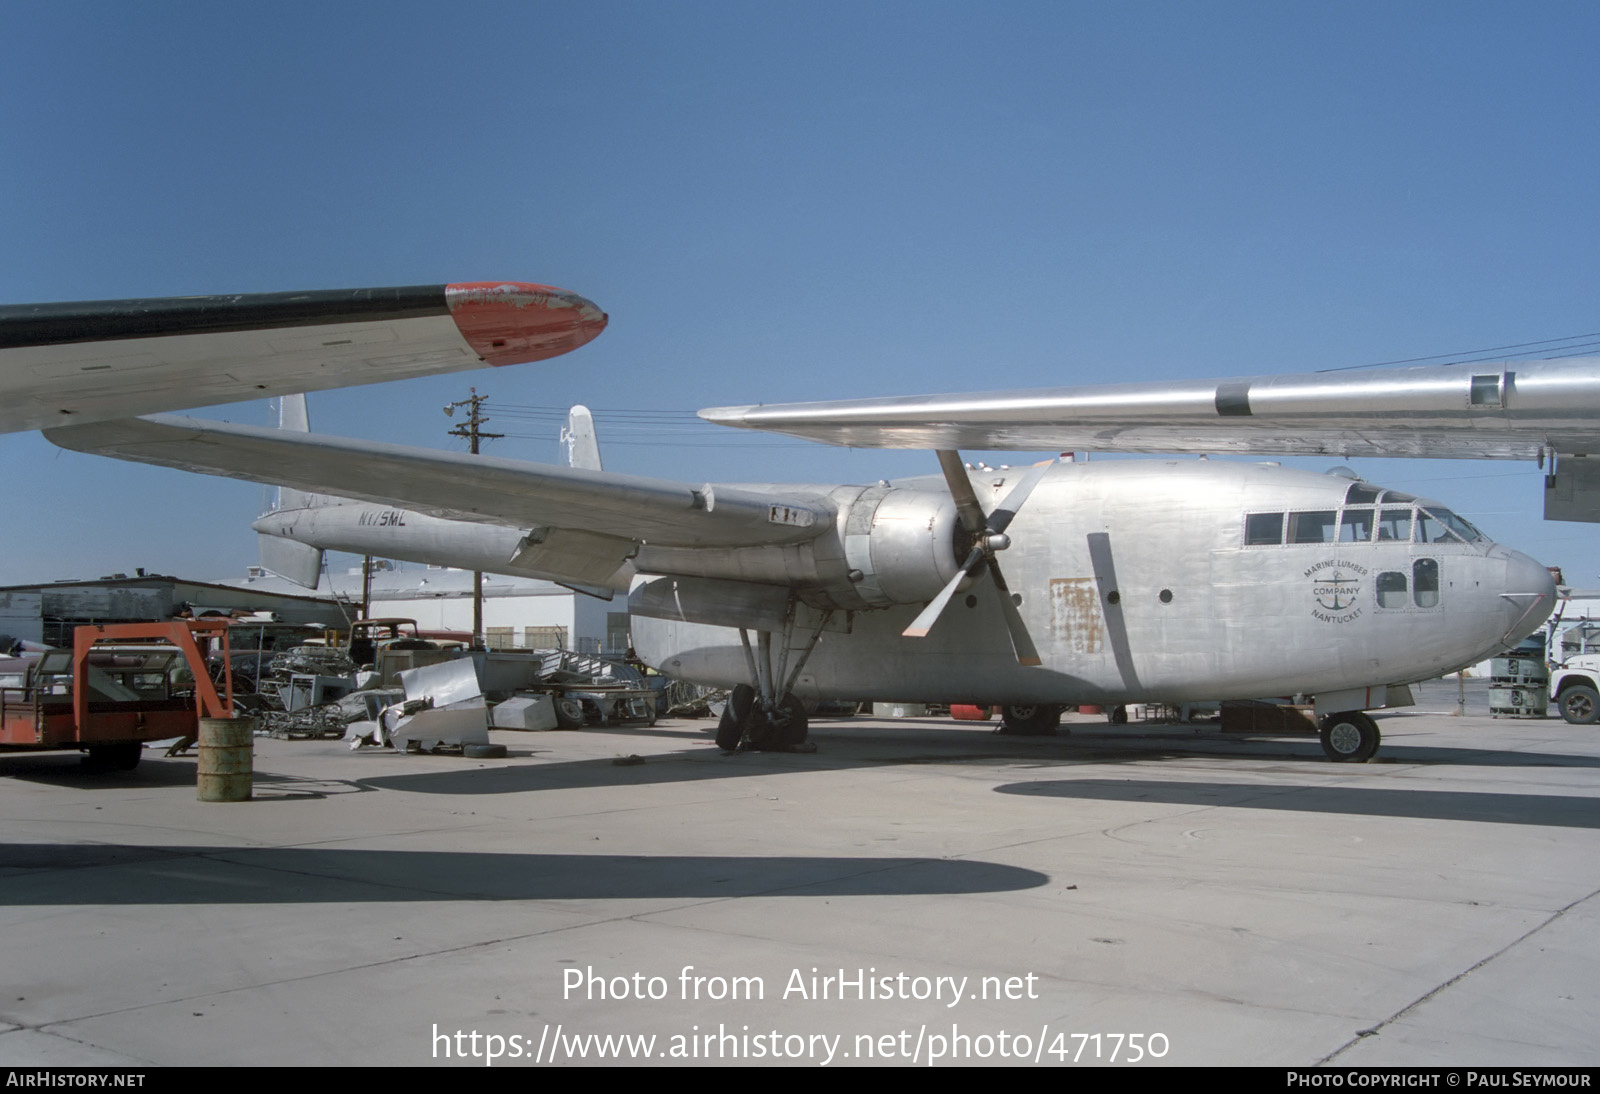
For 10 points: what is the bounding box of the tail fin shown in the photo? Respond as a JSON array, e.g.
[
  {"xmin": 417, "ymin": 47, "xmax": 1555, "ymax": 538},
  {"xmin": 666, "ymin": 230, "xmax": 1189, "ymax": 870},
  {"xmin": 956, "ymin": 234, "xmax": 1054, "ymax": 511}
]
[
  {"xmin": 257, "ymin": 394, "xmax": 326, "ymax": 588},
  {"xmin": 271, "ymin": 394, "xmax": 323, "ymax": 513},
  {"xmin": 560, "ymin": 405, "xmax": 602, "ymax": 470}
]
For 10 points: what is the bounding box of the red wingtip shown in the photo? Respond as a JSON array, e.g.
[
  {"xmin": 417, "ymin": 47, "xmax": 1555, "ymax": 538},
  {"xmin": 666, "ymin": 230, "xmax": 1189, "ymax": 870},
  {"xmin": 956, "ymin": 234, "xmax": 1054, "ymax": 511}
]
[{"xmin": 444, "ymin": 281, "xmax": 608, "ymax": 366}]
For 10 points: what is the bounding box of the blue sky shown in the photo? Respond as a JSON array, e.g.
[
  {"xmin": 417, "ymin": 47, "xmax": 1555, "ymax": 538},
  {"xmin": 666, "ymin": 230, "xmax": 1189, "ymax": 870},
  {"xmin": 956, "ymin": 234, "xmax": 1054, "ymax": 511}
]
[{"xmin": 3, "ymin": 1, "xmax": 1598, "ymax": 586}]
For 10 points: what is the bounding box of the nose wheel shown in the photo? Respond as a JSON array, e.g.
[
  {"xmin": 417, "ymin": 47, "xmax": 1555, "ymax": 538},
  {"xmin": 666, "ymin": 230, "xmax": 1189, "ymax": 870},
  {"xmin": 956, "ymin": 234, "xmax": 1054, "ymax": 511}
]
[{"xmin": 1319, "ymin": 711, "xmax": 1381, "ymax": 762}]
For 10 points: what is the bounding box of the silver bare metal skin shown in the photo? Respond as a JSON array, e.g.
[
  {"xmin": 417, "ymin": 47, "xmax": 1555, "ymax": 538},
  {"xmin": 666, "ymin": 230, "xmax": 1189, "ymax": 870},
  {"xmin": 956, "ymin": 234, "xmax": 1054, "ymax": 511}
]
[
  {"xmin": 630, "ymin": 459, "xmax": 1556, "ymax": 706},
  {"xmin": 701, "ymin": 358, "xmax": 1600, "ymax": 525},
  {"xmin": 698, "ymin": 357, "xmax": 1600, "ymax": 459},
  {"xmin": 44, "ymin": 408, "xmax": 1556, "ymax": 714}
]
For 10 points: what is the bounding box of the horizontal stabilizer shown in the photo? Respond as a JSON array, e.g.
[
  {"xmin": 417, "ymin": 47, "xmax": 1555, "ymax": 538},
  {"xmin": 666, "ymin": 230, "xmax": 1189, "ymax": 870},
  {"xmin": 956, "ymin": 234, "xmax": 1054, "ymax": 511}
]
[{"xmin": 258, "ymin": 533, "xmax": 324, "ymax": 589}]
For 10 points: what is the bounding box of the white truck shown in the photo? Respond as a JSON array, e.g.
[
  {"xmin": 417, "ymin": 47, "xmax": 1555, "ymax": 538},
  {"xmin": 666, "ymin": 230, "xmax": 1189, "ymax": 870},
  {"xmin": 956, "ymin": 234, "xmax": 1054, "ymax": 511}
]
[{"xmin": 1550, "ymin": 656, "xmax": 1600, "ymax": 724}]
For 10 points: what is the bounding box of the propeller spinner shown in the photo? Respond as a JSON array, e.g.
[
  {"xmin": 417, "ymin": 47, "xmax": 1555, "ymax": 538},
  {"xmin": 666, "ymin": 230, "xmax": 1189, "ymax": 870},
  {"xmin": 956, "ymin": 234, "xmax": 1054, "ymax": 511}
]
[{"xmin": 901, "ymin": 451, "xmax": 1049, "ymax": 666}]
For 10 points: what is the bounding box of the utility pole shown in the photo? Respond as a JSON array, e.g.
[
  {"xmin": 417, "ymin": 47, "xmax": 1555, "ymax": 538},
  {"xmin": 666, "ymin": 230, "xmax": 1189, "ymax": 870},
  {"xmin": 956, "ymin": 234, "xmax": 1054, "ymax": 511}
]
[{"xmin": 444, "ymin": 388, "xmax": 503, "ymax": 647}]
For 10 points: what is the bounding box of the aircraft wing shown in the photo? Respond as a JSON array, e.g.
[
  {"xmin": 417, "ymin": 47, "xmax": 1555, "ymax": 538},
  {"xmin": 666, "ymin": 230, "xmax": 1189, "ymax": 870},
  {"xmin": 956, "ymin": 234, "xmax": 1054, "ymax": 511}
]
[
  {"xmin": 700, "ymin": 358, "xmax": 1600, "ymax": 460},
  {"xmin": 0, "ymin": 282, "xmax": 606, "ymax": 434},
  {"xmin": 43, "ymin": 414, "xmax": 833, "ymax": 549}
]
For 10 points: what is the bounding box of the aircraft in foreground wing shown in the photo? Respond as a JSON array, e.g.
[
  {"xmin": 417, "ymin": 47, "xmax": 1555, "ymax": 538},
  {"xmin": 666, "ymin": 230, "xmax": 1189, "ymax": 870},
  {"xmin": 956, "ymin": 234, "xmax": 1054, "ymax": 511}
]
[
  {"xmin": 46, "ymin": 387, "xmax": 1557, "ymax": 763},
  {"xmin": 700, "ymin": 357, "xmax": 1600, "ymax": 521},
  {"xmin": 0, "ymin": 281, "xmax": 606, "ymax": 434}
]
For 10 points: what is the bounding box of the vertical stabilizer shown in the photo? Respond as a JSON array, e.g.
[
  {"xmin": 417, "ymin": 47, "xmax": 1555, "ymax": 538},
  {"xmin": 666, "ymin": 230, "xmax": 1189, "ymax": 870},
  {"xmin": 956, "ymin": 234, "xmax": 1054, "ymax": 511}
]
[
  {"xmin": 560, "ymin": 405, "xmax": 603, "ymax": 470},
  {"xmin": 272, "ymin": 394, "xmax": 318, "ymax": 513},
  {"xmin": 258, "ymin": 394, "xmax": 326, "ymax": 588}
]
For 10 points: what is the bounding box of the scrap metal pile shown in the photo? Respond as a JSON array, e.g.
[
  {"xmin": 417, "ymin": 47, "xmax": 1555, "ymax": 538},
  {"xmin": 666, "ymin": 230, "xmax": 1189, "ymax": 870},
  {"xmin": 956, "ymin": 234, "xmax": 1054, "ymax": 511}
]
[{"xmin": 219, "ymin": 635, "xmax": 666, "ymax": 751}]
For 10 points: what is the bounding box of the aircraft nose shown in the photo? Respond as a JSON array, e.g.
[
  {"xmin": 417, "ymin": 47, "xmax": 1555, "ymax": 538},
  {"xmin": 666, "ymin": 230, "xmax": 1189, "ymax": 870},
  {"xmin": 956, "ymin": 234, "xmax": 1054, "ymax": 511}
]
[
  {"xmin": 445, "ymin": 281, "xmax": 609, "ymax": 365},
  {"xmin": 1498, "ymin": 549, "xmax": 1558, "ymax": 645}
]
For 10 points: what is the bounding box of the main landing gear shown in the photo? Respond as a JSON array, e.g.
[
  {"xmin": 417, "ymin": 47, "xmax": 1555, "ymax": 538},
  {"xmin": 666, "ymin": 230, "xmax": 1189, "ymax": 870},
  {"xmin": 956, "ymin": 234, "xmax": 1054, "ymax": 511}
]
[
  {"xmin": 717, "ymin": 606, "xmax": 833, "ymax": 755},
  {"xmin": 1319, "ymin": 710, "xmax": 1381, "ymax": 762},
  {"xmin": 998, "ymin": 703, "xmax": 1064, "ymax": 736}
]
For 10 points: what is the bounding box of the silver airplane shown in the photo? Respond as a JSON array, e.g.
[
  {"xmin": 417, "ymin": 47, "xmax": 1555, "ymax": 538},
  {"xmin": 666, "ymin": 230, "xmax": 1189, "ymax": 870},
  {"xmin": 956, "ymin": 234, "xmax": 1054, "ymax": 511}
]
[{"xmin": 46, "ymin": 367, "xmax": 1562, "ymax": 763}]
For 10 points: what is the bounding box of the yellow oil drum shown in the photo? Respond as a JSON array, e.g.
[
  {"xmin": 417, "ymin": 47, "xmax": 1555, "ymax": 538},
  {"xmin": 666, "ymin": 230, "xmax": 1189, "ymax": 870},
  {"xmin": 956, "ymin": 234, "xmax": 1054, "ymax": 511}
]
[{"xmin": 197, "ymin": 717, "xmax": 252, "ymax": 802}]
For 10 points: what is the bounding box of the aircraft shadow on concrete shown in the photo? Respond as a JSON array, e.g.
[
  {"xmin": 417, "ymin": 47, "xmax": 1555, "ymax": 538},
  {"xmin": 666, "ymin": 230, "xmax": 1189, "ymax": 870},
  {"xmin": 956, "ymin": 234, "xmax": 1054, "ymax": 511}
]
[
  {"xmin": 0, "ymin": 844, "xmax": 1047, "ymax": 905},
  {"xmin": 995, "ymin": 778, "xmax": 1600, "ymax": 829}
]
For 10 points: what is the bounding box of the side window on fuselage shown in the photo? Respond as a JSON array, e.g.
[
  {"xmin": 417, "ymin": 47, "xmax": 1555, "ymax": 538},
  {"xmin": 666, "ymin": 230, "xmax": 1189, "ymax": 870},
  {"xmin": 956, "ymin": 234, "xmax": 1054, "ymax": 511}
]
[
  {"xmin": 1288, "ymin": 511, "xmax": 1338, "ymax": 544},
  {"xmin": 1413, "ymin": 558, "xmax": 1440, "ymax": 608},
  {"xmin": 1376, "ymin": 571, "xmax": 1408, "ymax": 608},
  {"xmin": 1245, "ymin": 512, "xmax": 1285, "ymax": 545}
]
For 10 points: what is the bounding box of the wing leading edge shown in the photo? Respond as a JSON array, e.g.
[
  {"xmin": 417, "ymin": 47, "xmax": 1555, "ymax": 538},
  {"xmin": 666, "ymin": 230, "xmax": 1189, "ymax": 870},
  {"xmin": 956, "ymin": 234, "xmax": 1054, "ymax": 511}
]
[
  {"xmin": 43, "ymin": 414, "xmax": 833, "ymax": 550},
  {"xmin": 700, "ymin": 358, "xmax": 1600, "ymax": 460},
  {"xmin": 1, "ymin": 281, "xmax": 607, "ymax": 434}
]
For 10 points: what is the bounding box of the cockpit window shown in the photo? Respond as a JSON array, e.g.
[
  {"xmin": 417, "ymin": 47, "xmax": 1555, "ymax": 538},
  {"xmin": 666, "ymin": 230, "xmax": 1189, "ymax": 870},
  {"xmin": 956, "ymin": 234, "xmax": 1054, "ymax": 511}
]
[
  {"xmin": 1426, "ymin": 507, "xmax": 1484, "ymax": 543},
  {"xmin": 1377, "ymin": 508, "xmax": 1412, "ymax": 542},
  {"xmin": 1288, "ymin": 511, "xmax": 1338, "ymax": 544},
  {"xmin": 1339, "ymin": 508, "xmax": 1374, "ymax": 542},
  {"xmin": 1345, "ymin": 483, "xmax": 1381, "ymax": 506},
  {"xmin": 1415, "ymin": 508, "xmax": 1482, "ymax": 544},
  {"xmin": 1379, "ymin": 490, "xmax": 1417, "ymax": 505}
]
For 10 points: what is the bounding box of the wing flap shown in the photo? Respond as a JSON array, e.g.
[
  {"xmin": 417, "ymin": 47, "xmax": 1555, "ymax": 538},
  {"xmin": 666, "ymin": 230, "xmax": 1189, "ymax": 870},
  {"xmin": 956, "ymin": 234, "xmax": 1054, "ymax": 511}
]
[{"xmin": 45, "ymin": 415, "xmax": 833, "ymax": 550}]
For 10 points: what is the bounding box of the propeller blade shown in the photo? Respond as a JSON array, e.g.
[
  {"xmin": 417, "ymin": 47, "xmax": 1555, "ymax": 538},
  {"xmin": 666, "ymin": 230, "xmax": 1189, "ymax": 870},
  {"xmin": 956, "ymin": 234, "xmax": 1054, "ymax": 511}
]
[
  {"xmin": 902, "ymin": 546, "xmax": 985, "ymax": 637},
  {"xmin": 912, "ymin": 451, "xmax": 1049, "ymax": 663},
  {"xmin": 986, "ymin": 461, "xmax": 1052, "ymax": 534},
  {"xmin": 986, "ymin": 555, "xmax": 1043, "ymax": 666},
  {"xmin": 936, "ymin": 450, "xmax": 987, "ymax": 535}
]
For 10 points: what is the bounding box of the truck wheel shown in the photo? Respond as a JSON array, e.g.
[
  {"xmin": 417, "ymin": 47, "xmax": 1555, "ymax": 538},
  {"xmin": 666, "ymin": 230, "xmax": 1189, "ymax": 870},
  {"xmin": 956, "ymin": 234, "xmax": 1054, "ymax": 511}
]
[
  {"xmin": 1559, "ymin": 685, "xmax": 1600, "ymax": 725},
  {"xmin": 1319, "ymin": 712, "xmax": 1380, "ymax": 762}
]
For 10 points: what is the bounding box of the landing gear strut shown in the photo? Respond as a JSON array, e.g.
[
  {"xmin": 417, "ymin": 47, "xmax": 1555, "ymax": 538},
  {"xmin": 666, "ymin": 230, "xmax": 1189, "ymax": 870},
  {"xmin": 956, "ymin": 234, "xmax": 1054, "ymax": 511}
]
[{"xmin": 719, "ymin": 605, "xmax": 832, "ymax": 754}]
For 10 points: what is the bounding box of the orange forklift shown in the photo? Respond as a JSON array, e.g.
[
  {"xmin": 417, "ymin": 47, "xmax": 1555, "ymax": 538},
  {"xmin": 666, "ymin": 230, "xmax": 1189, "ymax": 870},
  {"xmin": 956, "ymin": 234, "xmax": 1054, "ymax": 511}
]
[{"xmin": 0, "ymin": 620, "xmax": 235, "ymax": 770}]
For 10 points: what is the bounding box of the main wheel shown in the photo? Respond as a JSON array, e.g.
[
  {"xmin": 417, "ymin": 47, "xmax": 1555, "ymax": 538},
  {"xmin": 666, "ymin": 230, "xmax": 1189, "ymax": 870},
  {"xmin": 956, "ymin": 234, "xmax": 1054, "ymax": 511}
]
[
  {"xmin": 1559, "ymin": 685, "xmax": 1600, "ymax": 725},
  {"xmin": 1319, "ymin": 711, "xmax": 1380, "ymax": 762},
  {"xmin": 1000, "ymin": 703, "xmax": 1062, "ymax": 736},
  {"xmin": 716, "ymin": 684, "xmax": 756, "ymax": 750},
  {"xmin": 766, "ymin": 693, "xmax": 810, "ymax": 750}
]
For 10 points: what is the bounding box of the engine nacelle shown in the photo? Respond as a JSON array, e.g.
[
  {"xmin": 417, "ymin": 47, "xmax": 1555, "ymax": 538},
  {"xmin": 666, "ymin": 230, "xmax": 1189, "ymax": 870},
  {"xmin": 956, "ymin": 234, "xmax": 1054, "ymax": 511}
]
[{"xmin": 839, "ymin": 486, "xmax": 964, "ymax": 609}]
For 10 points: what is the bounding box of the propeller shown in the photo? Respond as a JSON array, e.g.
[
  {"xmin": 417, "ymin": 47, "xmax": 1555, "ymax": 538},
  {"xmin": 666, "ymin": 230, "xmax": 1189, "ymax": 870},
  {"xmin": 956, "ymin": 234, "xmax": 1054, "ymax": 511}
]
[{"xmin": 902, "ymin": 451, "xmax": 1050, "ymax": 666}]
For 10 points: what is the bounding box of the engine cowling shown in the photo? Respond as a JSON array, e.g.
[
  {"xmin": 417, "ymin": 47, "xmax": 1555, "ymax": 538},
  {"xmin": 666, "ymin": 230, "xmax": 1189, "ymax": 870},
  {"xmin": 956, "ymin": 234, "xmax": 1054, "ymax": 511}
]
[{"xmin": 838, "ymin": 486, "xmax": 965, "ymax": 609}]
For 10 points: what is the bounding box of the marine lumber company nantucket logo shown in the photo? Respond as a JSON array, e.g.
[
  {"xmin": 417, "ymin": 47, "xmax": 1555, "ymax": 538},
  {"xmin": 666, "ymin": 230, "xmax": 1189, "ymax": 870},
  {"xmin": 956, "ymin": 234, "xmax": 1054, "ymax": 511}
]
[{"xmin": 1306, "ymin": 559, "xmax": 1367, "ymax": 623}]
